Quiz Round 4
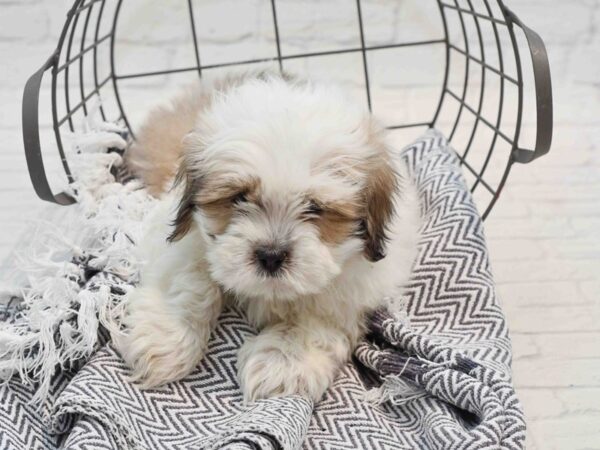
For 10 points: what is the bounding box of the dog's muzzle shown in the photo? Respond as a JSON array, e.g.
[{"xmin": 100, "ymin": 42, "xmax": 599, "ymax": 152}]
[{"xmin": 254, "ymin": 246, "xmax": 288, "ymax": 275}]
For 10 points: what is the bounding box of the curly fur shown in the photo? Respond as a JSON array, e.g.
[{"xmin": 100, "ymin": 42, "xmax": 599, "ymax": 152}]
[{"xmin": 118, "ymin": 73, "xmax": 421, "ymax": 402}]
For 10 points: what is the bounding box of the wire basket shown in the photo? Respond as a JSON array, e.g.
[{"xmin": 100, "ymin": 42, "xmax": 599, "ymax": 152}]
[{"xmin": 22, "ymin": 0, "xmax": 553, "ymax": 219}]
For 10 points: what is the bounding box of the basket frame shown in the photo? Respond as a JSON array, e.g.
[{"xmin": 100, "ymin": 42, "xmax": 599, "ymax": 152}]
[{"xmin": 22, "ymin": 0, "xmax": 553, "ymax": 218}]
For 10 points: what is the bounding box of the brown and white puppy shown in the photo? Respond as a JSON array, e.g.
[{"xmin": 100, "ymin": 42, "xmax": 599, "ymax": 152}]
[{"xmin": 119, "ymin": 72, "xmax": 421, "ymax": 402}]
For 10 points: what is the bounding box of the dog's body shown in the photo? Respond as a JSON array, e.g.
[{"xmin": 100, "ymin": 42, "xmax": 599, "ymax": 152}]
[{"xmin": 120, "ymin": 73, "xmax": 421, "ymax": 402}]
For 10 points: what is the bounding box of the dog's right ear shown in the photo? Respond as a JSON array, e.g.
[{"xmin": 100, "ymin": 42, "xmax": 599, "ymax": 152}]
[{"xmin": 167, "ymin": 161, "xmax": 200, "ymax": 243}]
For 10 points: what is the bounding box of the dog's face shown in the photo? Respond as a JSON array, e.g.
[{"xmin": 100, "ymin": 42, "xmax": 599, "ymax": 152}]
[{"xmin": 168, "ymin": 78, "xmax": 397, "ymax": 301}]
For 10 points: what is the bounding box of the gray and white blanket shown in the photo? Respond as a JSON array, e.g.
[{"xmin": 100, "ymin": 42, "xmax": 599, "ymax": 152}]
[{"xmin": 0, "ymin": 129, "xmax": 525, "ymax": 449}]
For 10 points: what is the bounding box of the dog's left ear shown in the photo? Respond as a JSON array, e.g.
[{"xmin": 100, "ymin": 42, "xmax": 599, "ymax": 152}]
[
  {"xmin": 167, "ymin": 161, "xmax": 200, "ymax": 243},
  {"xmin": 361, "ymin": 151, "xmax": 397, "ymax": 262}
]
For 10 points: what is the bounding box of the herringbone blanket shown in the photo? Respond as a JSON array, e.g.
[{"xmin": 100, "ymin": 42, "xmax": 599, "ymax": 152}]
[{"xmin": 0, "ymin": 130, "xmax": 525, "ymax": 449}]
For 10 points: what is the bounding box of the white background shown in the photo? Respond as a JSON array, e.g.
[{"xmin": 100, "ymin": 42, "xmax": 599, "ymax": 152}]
[{"xmin": 1, "ymin": 1, "xmax": 599, "ymax": 448}]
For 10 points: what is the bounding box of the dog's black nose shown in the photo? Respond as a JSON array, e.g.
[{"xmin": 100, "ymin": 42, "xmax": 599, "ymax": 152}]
[{"xmin": 255, "ymin": 247, "xmax": 287, "ymax": 275}]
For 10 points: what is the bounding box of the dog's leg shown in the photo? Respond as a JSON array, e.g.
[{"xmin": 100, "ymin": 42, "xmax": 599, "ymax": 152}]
[
  {"xmin": 118, "ymin": 267, "xmax": 222, "ymax": 388},
  {"xmin": 117, "ymin": 204, "xmax": 222, "ymax": 387},
  {"xmin": 237, "ymin": 318, "xmax": 355, "ymax": 402}
]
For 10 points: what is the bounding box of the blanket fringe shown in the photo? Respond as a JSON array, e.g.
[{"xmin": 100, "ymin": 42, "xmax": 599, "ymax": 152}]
[
  {"xmin": 0, "ymin": 111, "xmax": 156, "ymax": 405},
  {"xmin": 364, "ymin": 374, "xmax": 429, "ymax": 406}
]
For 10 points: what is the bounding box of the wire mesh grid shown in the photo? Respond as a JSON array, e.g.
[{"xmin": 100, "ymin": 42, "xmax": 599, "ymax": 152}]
[{"xmin": 22, "ymin": 0, "xmax": 553, "ymax": 219}]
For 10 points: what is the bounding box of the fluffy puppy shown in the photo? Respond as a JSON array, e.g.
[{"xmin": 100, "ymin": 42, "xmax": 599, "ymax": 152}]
[{"xmin": 119, "ymin": 72, "xmax": 421, "ymax": 402}]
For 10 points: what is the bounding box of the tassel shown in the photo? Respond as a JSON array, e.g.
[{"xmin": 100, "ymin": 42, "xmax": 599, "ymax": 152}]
[
  {"xmin": 364, "ymin": 374, "xmax": 429, "ymax": 406},
  {"xmin": 0, "ymin": 108, "xmax": 155, "ymax": 405}
]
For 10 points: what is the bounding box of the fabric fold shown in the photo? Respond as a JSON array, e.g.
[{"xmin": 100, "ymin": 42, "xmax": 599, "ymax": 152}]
[
  {"xmin": 48, "ymin": 309, "xmax": 313, "ymax": 450},
  {"xmin": 0, "ymin": 129, "xmax": 525, "ymax": 450}
]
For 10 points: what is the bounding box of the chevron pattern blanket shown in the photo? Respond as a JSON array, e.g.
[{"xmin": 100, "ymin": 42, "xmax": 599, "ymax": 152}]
[{"xmin": 0, "ymin": 130, "xmax": 525, "ymax": 449}]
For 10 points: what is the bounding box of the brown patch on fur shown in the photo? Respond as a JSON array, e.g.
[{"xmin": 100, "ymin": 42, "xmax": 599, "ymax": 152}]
[
  {"xmin": 167, "ymin": 161, "xmax": 200, "ymax": 243},
  {"xmin": 311, "ymin": 200, "xmax": 361, "ymax": 245},
  {"xmin": 125, "ymin": 70, "xmax": 291, "ymax": 197},
  {"xmin": 196, "ymin": 177, "xmax": 260, "ymax": 235},
  {"xmin": 309, "ymin": 119, "xmax": 398, "ymax": 258},
  {"xmin": 167, "ymin": 166, "xmax": 261, "ymax": 241},
  {"xmin": 361, "ymin": 125, "xmax": 398, "ymax": 262},
  {"xmin": 125, "ymin": 85, "xmax": 208, "ymax": 198}
]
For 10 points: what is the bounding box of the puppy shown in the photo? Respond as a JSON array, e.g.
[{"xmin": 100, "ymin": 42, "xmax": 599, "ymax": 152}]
[{"xmin": 119, "ymin": 72, "xmax": 421, "ymax": 402}]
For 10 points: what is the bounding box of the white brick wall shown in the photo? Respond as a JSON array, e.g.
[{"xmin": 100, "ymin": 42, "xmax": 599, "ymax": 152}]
[{"xmin": 1, "ymin": 1, "xmax": 599, "ymax": 448}]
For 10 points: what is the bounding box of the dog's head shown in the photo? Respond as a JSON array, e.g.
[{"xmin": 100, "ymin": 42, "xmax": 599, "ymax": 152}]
[{"xmin": 168, "ymin": 77, "xmax": 397, "ymax": 301}]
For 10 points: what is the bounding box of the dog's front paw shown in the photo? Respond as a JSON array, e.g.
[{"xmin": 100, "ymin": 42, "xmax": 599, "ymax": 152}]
[
  {"xmin": 116, "ymin": 287, "xmax": 208, "ymax": 388},
  {"xmin": 121, "ymin": 328, "xmax": 203, "ymax": 389},
  {"xmin": 238, "ymin": 329, "xmax": 341, "ymax": 402}
]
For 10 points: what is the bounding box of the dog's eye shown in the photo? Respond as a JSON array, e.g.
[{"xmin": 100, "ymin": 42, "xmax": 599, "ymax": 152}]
[
  {"xmin": 232, "ymin": 192, "xmax": 248, "ymax": 204},
  {"xmin": 306, "ymin": 200, "xmax": 324, "ymax": 216}
]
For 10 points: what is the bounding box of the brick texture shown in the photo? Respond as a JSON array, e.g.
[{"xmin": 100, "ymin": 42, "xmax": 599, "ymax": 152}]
[{"xmin": 1, "ymin": 1, "xmax": 599, "ymax": 448}]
